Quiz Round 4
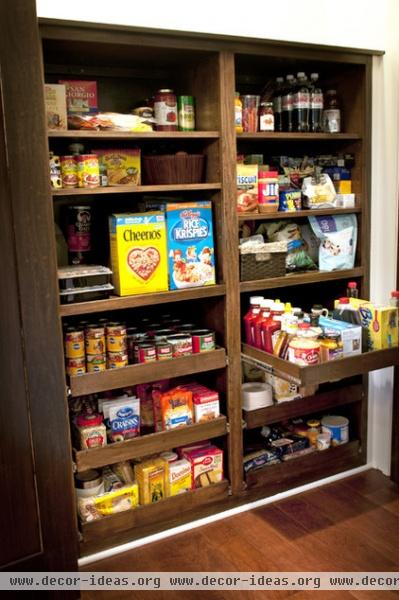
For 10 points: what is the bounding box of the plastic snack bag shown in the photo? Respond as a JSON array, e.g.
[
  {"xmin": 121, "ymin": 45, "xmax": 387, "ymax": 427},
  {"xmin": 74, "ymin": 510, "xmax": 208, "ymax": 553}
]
[
  {"xmin": 257, "ymin": 221, "xmax": 317, "ymax": 272},
  {"xmin": 308, "ymin": 214, "xmax": 358, "ymax": 271},
  {"xmin": 302, "ymin": 173, "xmax": 337, "ymax": 209}
]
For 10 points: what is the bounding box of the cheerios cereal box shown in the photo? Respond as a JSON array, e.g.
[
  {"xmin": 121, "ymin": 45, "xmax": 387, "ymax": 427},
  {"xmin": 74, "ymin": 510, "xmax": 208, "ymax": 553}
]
[
  {"xmin": 165, "ymin": 201, "xmax": 216, "ymax": 290},
  {"xmin": 109, "ymin": 212, "xmax": 168, "ymax": 296}
]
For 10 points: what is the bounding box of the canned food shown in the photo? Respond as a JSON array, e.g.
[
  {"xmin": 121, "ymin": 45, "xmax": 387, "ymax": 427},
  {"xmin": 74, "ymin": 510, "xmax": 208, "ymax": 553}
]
[
  {"xmin": 152, "ymin": 329, "xmax": 174, "ymax": 342},
  {"xmin": 76, "ymin": 154, "xmax": 100, "ymax": 188},
  {"xmin": 135, "ymin": 342, "xmax": 157, "ymax": 364},
  {"xmin": 106, "ymin": 323, "xmax": 127, "ymax": 352},
  {"xmin": 321, "ymin": 416, "xmax": 349, "ymax": 446},
  {"xmin": 85, "ymin": 326, "xmax": 105, "ymax": 354},
  {"xmin": 156, "ymin": 341, "xmax": 173, "ymax": 360},
  {"xmin": 107, "ymin": 351, "xmax": 128, "ymax": 369},
  {"xmin": 66, "ymin": 357, "xmax": 86, "ymax": 376},
  {"xmin": 127, "ymin": 330, "xmax": 148, "ymax": 362},
  {"xmin": 60, "ymin": 155, "xmax": 78, "ymax": 188},
  {"xmin": 191, "ymin": 329, "xmax": 215, "ymax": 353},
  {"xmin": 178, "ymin": 323, "xmax": 197, "ymax": 332},
  {"xmin": 86, "ymin": 354, "xmax": 107, "ymax": 372},
  {"xmin": 49, "ymin": 152, "xmax": 62, "ymax": 189},
  {"xmin": 64, "ymin": 327, "xmax": 85, "ymax": 358},
  {"xmin": 167, "ymin": 333, "xmax": 193, "ymax": 358}
]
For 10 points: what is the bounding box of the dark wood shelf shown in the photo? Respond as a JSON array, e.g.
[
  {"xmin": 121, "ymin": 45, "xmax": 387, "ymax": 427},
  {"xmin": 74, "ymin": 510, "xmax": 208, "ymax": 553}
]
[
  {"xmin": 244, "ymin": 384, "xmax": 363, "ymax": 429},
  {"xmin": 74, "ymin": 416, "xmax": 227, "ymax": 472},
  {"xmin": 240, "ymin": 267, "xmax": 364, "ymax": 292},
  {"xmin": 242, "ymin": 343, "xmax": 399, "ymax": 387},
  {"xmin": 238, "ymin": 207, "xmax": 361, "ymax": 221},
  {"xmin": 245, "ymin": 440, "xmax": 362, "ymax": 493},
  {"xmin": 69, "ymin": 348, "xmax": 227, "ymax": 396},
  {"xmin": 48, "ymin": 130, "xmax": 220, "ymax": 139},
  {"xmin": 237, "ymin": 132, "xmax": 361, "ymax": 141},
  {"xmin": 52, "ymin": 183, "xmax": 221, "ymax": 196},
  {"xmin": 59, "ymin": 284, "xmax": 226, "ymax": 317},
  {"xmin": 80, "ymin": 480, "xmax": 229, "ymax": 550}
]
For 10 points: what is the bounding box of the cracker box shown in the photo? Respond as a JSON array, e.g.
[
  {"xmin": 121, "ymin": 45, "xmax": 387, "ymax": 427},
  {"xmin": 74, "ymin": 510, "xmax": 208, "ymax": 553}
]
[
  {"xmin": 44, "ymin": 83, "xmax": 67, "ymax": 130},
  {"xmin": 96, "ymin": 149, "xmax": 141, "ymax": 186},
  {"xmin": 183, "ymin": 444, "xmax": 223, "ymax": 488},
  {"xmin": 165, "ymin": 458, "xmax": 192, "ymax": 496},
  {"xmin": 134, "ymin": 458, "xmax": 169, "ymax": 504},
  {"xmin": 237, "ymin": 163, "xmax": 258, "ymax": 213},
  {"xmin": 109, "ymin": 212, "xmax": 168, "ymax": 296},
  {"xmin": 59, "ymin": 79, "xmax": 98, "ymax": 115},
  {"xmin": 160, "ymin": 387, "xmax": 193, "ymax": 430},
  {"xmin": 165, "ymin": 201, "xmax": 216, "ymax": 290}
]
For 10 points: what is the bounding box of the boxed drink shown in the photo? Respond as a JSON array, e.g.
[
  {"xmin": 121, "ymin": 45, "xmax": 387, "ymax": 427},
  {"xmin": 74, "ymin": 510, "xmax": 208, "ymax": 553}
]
[
  {"xmin": 319, "ymin": 316, "xmax": 362, "ymax": 357},
  {"xmin": 96, "ymin": 149, "xmax": 141, "ymax": 186},
  {"xmin": 59, "ymin": 80, "xmax": 98, "ymax": 115},
  {"xmin": 165, "ymin": 201, "xmax": 216, "ymax": 290},
  {"xmin": 237, "ymin": 164, "xmax": 258, "ymax": 213},
  {"xmin": 109, "ymin": 212, "xmax": 168, "ymax": 296},
  {"xmin": 44, "ymin": 83, "xmax": 67, "ymax": 130}
]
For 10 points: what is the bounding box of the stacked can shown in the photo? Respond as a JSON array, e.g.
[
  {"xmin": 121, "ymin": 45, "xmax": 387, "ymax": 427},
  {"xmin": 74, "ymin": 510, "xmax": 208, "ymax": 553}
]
[
  {"xmin": 85, "ymin": 325, "xmax": 106, "ymax": 372},
  {"xmin": 105, "ymin": 322, "xmax": 128, "ymax": 369},
  {"xmin": 65, "ymin": 327, "xmax": 86, "ymax": 376}
]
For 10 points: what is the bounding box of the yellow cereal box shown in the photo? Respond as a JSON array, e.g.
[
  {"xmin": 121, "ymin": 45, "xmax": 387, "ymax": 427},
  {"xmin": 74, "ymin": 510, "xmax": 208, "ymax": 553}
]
[
  {"xmin": 166, "ymin": 458, "xmax": 192, "ymax": 496},
  {"xmin": 109, "ymin": 212, "xmax": 168, "ymax": 296},
  {"xmin": 97, "ymin": 149, "xmax": 141, "ymax": 186},
  {"xmin": 134, "ymin": 458, "xmax": 169, "ymax": 504}
]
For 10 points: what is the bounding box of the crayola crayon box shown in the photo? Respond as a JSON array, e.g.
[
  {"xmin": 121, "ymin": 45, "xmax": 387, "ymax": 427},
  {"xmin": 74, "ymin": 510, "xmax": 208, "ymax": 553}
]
[
  {"xmin": 165, "ymin": 201, "xmax": 216, "ymax": 290},
  {"xmin": 109, "ymin": 212, "xmax": 168, "ymax": 296}
]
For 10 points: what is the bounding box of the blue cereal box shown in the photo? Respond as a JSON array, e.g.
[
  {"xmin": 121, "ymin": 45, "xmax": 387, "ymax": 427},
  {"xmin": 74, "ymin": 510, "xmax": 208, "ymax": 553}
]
[{"xmin": 166, "ymin": 201, "xmax": 216, "ymax": 290}]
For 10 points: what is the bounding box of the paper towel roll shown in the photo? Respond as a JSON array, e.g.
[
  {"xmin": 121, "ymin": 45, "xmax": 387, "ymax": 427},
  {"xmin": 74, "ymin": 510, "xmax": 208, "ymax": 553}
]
[{"xmin": 242, "ymin": 382, "xmax": 273, "ymax": 411}]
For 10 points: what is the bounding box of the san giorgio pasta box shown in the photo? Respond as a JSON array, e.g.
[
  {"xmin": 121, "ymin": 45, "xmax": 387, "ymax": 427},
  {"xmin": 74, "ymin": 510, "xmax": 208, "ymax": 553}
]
[
  {"xmin": 109, "ymin": 212, "xmax": 168, "ymax": 296},
  {"xmin": 165, "ymin": 201, "xmax": 216, "ymax": 290}
]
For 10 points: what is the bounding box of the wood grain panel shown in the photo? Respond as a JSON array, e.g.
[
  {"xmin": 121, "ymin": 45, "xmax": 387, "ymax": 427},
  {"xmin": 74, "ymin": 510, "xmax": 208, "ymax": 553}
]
[
  {"xmin": 52, "ymin": 183, "xmax": 221, "ymax": 196},
  {"xmin": 238, "ymin": 207, "xmax": 361, "ymax": 221},
  {"xmin": 240, "ymin": 267, "xmax": 364, "ymax": 292},
  {"xmin": 48, "ymin": 130, "xmax": 219, "ymax": 139}
]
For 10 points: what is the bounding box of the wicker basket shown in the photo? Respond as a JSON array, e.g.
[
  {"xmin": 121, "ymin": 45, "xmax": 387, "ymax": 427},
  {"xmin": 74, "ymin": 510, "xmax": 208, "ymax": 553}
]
[
  {"xmin": 239, "ymin": 241, "xmax": 287, "ymax": 281},
  {"xmin": 142, "ymin": 153, "xmax": 205, "ymax": 184}
]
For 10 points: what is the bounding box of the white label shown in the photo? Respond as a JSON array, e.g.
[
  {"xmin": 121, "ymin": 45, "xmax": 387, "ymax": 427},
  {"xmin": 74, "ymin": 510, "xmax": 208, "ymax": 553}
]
[
  {"xmin": 259, "ymin": 113, "xmax": 274, "ymax": 131},
  {"xmin": 323, "ymin": 109, "xmax": 341, "ymax": 133},
  {"xmin": 293, "ymin": 92, "xmax": 310, "ymax": 110},
  {"xmin": 311, "ymin": 93, "xmax": 323, "ymax": 109},
  {"xmin": 154, "ymin": 100, "xmax": 178, "ymax": 126}
]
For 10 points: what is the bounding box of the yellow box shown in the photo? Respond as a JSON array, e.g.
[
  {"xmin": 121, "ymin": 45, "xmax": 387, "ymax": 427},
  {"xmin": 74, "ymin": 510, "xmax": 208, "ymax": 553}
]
[
  {"xmin": 166, "ymin": 458, "xmax": 192, "ymax": 496},
  {"xmin": 334, "ymin": 297, "xmax": 398, "ymax": 350},
  {"xmin": 97, "ymin": 149, "xmax": 141, "ymax": 186},
  {"xmin": 109, "ymin": 212, "xmax": 168, "ymax": 296},
  {"xmin": 134, "ymin": 458, "xmax": 169, "ymax": 504},
  {"xmin": 336, "ymin": 180, "xmax": 352, "ymax": 194},
  {"xmin": 94, "ymin": 483, "xmax": 139, "ymax": 516}
]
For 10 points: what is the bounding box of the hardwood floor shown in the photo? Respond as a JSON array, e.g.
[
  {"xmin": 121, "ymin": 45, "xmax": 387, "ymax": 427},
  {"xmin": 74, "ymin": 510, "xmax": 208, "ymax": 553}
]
[{"xmin": 81, "ymin": 469, "xmax": 399, "ymax": 599}]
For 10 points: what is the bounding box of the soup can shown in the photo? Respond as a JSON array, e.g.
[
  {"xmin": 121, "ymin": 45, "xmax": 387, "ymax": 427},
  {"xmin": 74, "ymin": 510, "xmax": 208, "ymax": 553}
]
[
  {"xmin": 85, "ymin": 325, "xmax": 105, "ymax": 355},
  {"xmin": 86, "ymin": 354, "xmax": 106, "ymax": 372},
  {"xmin": 191, "ymin": 329, "xmax": 215, "ymax": 353},
  {"xmin": 66, "ymin": 357, "xmax": 86, "ymax": 376},
  {"xmin": 64, "ymin": 327, "xmax": 85, "ymax": 358},
  {"xmin": 76, "ymin": 154, "xmax": 100, "ymax": 188},
  {"xmin": 106, "ymin": 322, "xmax": 127, "ymax": 352},
  {"xmin": 167, "ymin": 333, "xmax": 192, "ymax": 358},
  {"xmin": 60, "ymin": 155, "xmax": 78, "ymax": 188},
  {"xmin": 156, "ymin": 341, "xmax": 173, "ymax": 361},
  {"xmin": 107, "ymin": 351, "xmax": 128, "ymax": 369},
  {"xmin": 135, "ymin": 342, "xmax": 157, "ymax": 364},
  {"xmin": 321, "ymin": 416, "xmax": 349, "ymax": 446}
]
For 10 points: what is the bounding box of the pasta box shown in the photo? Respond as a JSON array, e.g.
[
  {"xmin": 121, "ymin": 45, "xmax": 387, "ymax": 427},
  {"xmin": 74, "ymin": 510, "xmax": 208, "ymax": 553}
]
[
  {"xmin": 165, "ymin": 201, "xmax": 216, "ymax": 290},
  {"xmin": 109, "ymin": 212, "xmax": 168, "ymax": 296}
]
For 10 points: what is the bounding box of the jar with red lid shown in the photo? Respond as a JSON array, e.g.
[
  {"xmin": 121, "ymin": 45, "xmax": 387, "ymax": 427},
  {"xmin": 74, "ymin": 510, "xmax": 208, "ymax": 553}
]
[
  {"xmin": 76, "ymin": 413, "xmax": 107, "ymax": 449},
  {"xmin": 154, "ymin": 89, "xmax": 178, "ymax": 131}
]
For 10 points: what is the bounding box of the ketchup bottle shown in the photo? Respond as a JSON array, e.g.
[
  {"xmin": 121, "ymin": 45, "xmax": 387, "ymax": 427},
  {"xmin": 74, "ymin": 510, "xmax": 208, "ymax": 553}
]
[
  {"xmin": 253, "ymin": 299, "xmax": 274, "ymax": 349},
  {"xmin": 261, "ymin": 302, "xmax": 285, "ymax": 353},
  {"xmin": 243, "ymin": 296, "xmax": 263, "ymax": 344}
]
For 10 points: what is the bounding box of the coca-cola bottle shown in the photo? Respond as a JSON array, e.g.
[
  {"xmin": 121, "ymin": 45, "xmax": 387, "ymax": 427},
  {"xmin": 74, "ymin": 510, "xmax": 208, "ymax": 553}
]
[
  {"xmin": 272, "ymin": 77, "xmax": 284, "ymax": 132},
  {"xmin": 281, "ymin": 74, "xmax": 295, "ymax": 132},
  {"xmin": 293, "ymin": 72, "xmax": 310, "ymax": 132},
  {"xmin": 310, "ymin": 72, "xmax": 323, "ymax": 132}
]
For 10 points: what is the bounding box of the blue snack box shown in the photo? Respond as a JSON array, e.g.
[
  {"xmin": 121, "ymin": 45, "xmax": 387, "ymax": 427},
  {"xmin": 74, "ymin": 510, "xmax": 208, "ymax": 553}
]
[{"xmin": 165, "ymin": 201, "xmax": 216, "ymax": 290}]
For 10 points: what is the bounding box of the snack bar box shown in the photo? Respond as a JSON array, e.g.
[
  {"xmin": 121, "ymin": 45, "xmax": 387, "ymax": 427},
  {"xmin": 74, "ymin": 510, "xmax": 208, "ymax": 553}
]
[
  {"xmin": 109, "ymin": 212, "xmax": 168, "ymax": 296},
  {"xmin": 165, "ymin": 201, "xmax": 216, "ymax": 290}
]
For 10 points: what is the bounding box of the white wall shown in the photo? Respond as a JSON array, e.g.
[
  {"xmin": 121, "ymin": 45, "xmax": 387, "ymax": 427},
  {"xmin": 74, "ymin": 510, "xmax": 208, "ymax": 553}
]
[{"xmin": 36, "ymin": 0, "xmax": 399, "ymax": 474}]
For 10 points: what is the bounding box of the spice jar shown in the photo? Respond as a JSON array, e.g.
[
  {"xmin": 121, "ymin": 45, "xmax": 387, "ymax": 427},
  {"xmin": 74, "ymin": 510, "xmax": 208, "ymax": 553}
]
[
  {"xmin": 76, "ymin": 413, "xmax": 107, "ymax": 450},
  {"xmin": 323, "ymin": 89, "xmax": 341, "ymax": 133},
  {"xmin": 258, "ymin": 170, "xmax": 279, "ymax": 213},
  {"xmin": 154, "ymin": 89, "xmax": 178, "ymax": 131},
  {"xmin": 259, "ymin": 101, "xmax": 274, "ymax": 131}
]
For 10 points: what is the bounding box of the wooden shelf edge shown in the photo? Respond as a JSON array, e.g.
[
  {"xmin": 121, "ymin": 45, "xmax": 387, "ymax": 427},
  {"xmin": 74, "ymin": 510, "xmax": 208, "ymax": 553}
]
[
  {"xmin": 48, "ymin": 130, "xmax": 220, "ymax": 139},
  {"xmin": 245, "ymin": 440, "xmax": 361, "ymax": 490},
  {"xmin": 52, "ymin": 183, "xmax": 222, "ymax": 196},
  {"xmin": 70, "ymin": 348, "xmax": 227, "ymax": 396},
  {"xmin": 238, "ymin": 207, "xmax": 361, "ymax": 221},
  {"xmin": 244, "ymin": 384, "xmax": 363, "ymax": 429},
  {"xmin": 237, "ymin": 132, "xmax": 361, "ymax": 141},
  {"xmin": 59, "ymin": 284, "xmax": 226, "ymax": 317},
  {"xmin": 240, "ymin": 267, "xmax": 365, "ymax": 292},
  {"xmin": 242, "ymin": 344, "xmax": 399, "ymax": 387},
  {"xmin": 74, "ymin": 416, "xmax": 228, "ymax": 472},
  {"xmin": 80, "ymin": 480, "xmax": 229, "ymax": 545}
]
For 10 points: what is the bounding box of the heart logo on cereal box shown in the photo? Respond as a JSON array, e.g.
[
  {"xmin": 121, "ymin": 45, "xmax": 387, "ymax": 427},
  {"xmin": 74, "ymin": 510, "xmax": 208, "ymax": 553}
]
[{"xmin": 127, "ymin": 247, "xmax": 160, "ymax": 282}]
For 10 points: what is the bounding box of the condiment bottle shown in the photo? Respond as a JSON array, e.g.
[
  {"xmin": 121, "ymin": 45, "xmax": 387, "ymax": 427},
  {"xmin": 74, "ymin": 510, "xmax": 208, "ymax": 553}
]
[
  {"xmin": 323, "ymin": 89, "xmax": 341, "ymax": 133},
  {"xmin": 347, "ymin": 281, "xmax": 359, "ymax": 298},
  {"xmin": 154, "ymin": 89, "xmax": 178, "ymax": 131},
  {"xmin": 262, "ymin": 301, "xmax": 285, "ymax": 353},
  {"xmin": 253, "ymin": 299, "xmax": 274, "ymax": 349},
  {"xmin": 390, "ymin": 291, "xmax": 399, "ymax": 308},
  {"xmin": 235, "ymin": 92, "xmax": 243, "ymax": 134},
  {"xmin": 307, "ymin": 419, "xmax": 321, "ymax": 447},
  {"xmin": 243, "ymin": 296, "xmax": 264, "ymax": 345}
]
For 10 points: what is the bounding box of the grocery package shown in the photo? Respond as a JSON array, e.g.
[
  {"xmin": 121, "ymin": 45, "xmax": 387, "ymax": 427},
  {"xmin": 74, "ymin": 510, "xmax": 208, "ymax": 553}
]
[
  {"xmin": 308, "ymin": 214, "xmax": 358, "ymax": 271},
  {"xmin": 180, "ymin": 383, "xmax": 220, "ymax": 423},
  {"xmin": 102, "ymin": 396, "xmax": 140, "ymax": 442},
  {"xmin": 96, "ymin": 149, "xmax": 141, "ymax": 186},
  {"xmin": 78, "ymin": 484, "xmax": 139, "ymax": 522},
  {"xmin": 165, "ymin": 458, "xmax": 192, "ymax": 496},
  {"xmin": 257, "ymin": 221, "xmax": 317, "ymax": 272},
  {"xmin": 134, "ymin": 457, "xmax": 169, "ymax": 504},
  {"xmin": 182, "ymin": 444, "xmax": 223, "ymax": 488},
  {"xmin": 59, "ymin": 80, "xmax": 98, "ymax": 115},
  {"xmin": 166, "ymin": 201, "xmax": 216, "ymax": 289},
  {"xmin": 237, "ymin": 164, "xmax": 258, "ymax": 213},
  {"xmin": 45, "ymin": 84, "xmax": 67, "ymax": 130},
  {"xmin": 109, "ymin": 212, "xmax": 168, "ymax": 296},
  {"xmin": 302, "ymin": 173, "xmax": 337, "ymax": 209},
  {"xmin": 160, "ymin": 387, "xmax": 194, "ymax": 430}
]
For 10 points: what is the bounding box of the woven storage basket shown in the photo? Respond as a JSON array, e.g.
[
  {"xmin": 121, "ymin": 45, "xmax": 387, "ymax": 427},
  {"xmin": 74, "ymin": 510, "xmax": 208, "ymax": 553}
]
[
  {"xmin": 142, "ymin": 153, "xmax": 205, "ymax": 184},
  {"xmin": 239, "ymin": 241, "xmax": 287, "ymax": 281}
]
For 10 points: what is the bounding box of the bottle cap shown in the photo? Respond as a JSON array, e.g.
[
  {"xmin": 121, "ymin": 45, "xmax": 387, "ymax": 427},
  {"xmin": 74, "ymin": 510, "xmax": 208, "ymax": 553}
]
[
  {"xmin": 297, "ymin": 72, "xmax": 305, "ymax": 78},
  {"xmin": 284, "ymin": 302, "xmax": 293, "ymax": 312},
  {"xmin": 391, "ymin": 291, "xmax": 399, "ymax": 298},
  {"xmin": 249, "ymin": 296, "xmax": 264, "ymax": 306},
  {"xmin": 76, "ymin": 413, "xmax": 103, "ymax": 427},
  {"xmin": 348, "ymin": 281, "xmax": 357, "ymax": 289},
  {"xmin": 310, "ymin": 73, "xmax": 319, "ymax": 79},
  {"xmin": 260, "ymin": 299, "xmax": 273, "ymax": 309},
  {"xmin": 273, "ymin": 302, "xmax": 285, "ymax": 312},
  {"xmin": 339, "ymin": 297, "xmax": 350, "ymax": 304}
]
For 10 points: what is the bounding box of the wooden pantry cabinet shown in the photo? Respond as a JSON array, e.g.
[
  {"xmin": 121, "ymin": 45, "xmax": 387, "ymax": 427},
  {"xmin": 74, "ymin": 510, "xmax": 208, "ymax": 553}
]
[{"xmin": 3, "ymin": 0, "xmax": 397, "ymax": 576}]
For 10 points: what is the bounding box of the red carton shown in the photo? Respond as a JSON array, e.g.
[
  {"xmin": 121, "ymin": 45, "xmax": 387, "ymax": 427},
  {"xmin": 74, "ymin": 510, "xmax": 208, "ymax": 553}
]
[
  {"xmin": 59, "ymin": 80, "xmax": 98, "ymax": 115},
  {"xmin": 183, "ymin": 444, "xmax": 223, "ymax": 488},
  {"xmin": 181, "ymin": 383, "xmax": 220, "ymax": 423}
]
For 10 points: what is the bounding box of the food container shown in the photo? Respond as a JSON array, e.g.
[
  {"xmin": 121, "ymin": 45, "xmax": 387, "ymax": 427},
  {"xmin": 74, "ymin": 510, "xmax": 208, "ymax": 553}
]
[
  {"xmin": 317, "ymin": 432, "xmax": 331, "ymax": 451},
  {"xmin": 106, "ymin": 323, "xmax": 127, "ymax": 353},
  {"xmin": 60, "ymin": 155, "xmax": 78, "ymax": 187},
  {"xmin": 156, "ymin": 341, "xmax": 173, "ymax": 361},
  {"xmin": 64, "ymin": 327, "xmax": 85, "ymax": 359},
  {"xmin": 160, "ymin": 451, "xmax": 178, "ymax": 463},
  {"xmin": 241, "ymin": 95, "xmax": 260, "ymax": 132},
  {"xmin": 85, "ymin": 326, "xmax": 105, "ymax": 355},
  {"xmin": 76, "ymin": 413, "xmax": 107, "ymax": 450},
  {"xmin": 135, "ymin": 342, "xmax": 157, "ymax": 364},
  {"xmin": 107, "ymin": 351, "xmax": 128, "ymax": 369},
  {"xmin": 191, "ymin": 329, "xmax": 215, "ymax": 353},
  {"xmin": 58, "ymin": 265, "xmax": 114, "ymax": 304},
  {"xmin": 167, "ymin": 333, "xmax": 193, "ymax": 358},
  {"xmin": 75, "ymin": 470, "xmax": 104, "ymax": 498},
  {"xmin": 66, "ymin": 357, "xmax": 86, "ymax": 376},
  {"xmin": 178, "ymin": 95, "xmax": 195, "ymax": 131},
  {"xmin": 321, "ymin": 415, "xmax": 349, "ymax": 446},
  {"xmin": 154, "ymin": 89, "xmax": 178, "ymax": 131},
  {"xmin": 288, "ymin": 337, "xmax": 321, "ymax": 366},
  {"xmin": 142, "ymin": 153, "xmax": 205, "ymax": 185},
  {"xmin": 76, "ymin": 154, "xmax": 100, "ymax": 188},
  {"xmin": 86, "ymin": 354, "xmax": 107, "ymax": 372},
  {"xmin": 258, "ymin": 171, "xmax": 279, "ymax": 214}
]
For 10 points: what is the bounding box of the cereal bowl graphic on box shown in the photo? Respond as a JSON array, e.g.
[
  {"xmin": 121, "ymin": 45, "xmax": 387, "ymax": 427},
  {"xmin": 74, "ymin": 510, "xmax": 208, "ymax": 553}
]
[
  {"xmin": 109, "ymin": 212, "xmax": 168, "ymax": 296},
  {"xmin": 166, "ymin": 201, "xmax": 216, "ymax": 289}
]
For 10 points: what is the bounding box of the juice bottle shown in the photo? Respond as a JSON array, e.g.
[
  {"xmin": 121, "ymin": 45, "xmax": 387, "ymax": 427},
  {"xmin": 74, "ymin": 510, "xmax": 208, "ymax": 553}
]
[
  {"xmin": 253, "ymin": 299, "xmax": 274, "ymax": 349},
  {"xmin": 243, "ymin": 296, "xmax": 263, "ymax": 344},
  {"xmin": 262, "ymin": 302, "xmax": 285, "ymax": 353}
]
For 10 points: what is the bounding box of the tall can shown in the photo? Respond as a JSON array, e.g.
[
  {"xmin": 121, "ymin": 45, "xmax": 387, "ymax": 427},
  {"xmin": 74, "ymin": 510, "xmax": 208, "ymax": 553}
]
[
  {"xmin": 76, "ymin": 154, "xmax": 100, "ymax": 188},
  {"xmin": 66, "ymin": 205, "xmax": 91, "ymax": 265},
  {"xmin": 60, "ymin": 155, "xmax": 78, "ymax": 188},
  {"xmin": 178, "ymin": 96, "xmax": 195, "ymax": 131}
]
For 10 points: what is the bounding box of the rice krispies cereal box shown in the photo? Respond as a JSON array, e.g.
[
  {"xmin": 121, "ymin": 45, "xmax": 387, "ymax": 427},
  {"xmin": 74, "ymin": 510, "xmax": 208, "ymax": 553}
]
[
  {"xmin": 109, "ymin": 212, "xmax": 168, "ymax": 296},
  {"xmin": 165, "ymin": 201, "xmax": 216, "ymax": 290}
]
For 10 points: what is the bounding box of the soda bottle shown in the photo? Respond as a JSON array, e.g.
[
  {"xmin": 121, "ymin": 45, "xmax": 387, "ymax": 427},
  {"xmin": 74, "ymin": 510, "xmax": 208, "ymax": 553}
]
[
  {"xmin": 272, "ymin": 77, "xmax": 284, "ymax": 132},
  {"xmin": 293, "ymin": 72, "xmax": 310, "ymax": 132},
  {"xmin": 243, "ymin": 296, "xmax": 263, "ymax": 344},
  {"xmin": 310, "ymin": 73, "xmax": 323, "ymax": 132},
  {"xmin": 281, "ymin": 74, "xmax": 295, "ymax": 132}
]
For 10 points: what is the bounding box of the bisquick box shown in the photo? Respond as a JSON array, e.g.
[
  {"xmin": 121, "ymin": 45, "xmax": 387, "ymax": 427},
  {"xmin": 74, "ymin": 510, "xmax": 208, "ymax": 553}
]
[{"xmin": 319, "ymin": 316, "xmax": 362, "ymax": 357}]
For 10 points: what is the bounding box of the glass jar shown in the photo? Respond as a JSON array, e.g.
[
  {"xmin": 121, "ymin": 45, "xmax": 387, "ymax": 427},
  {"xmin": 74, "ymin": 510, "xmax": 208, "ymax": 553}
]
[
  {"xmin": 259, "ymin": 101, "xmax": 274, "ymax": 131},
  {"xmin": 323, "ymin": 89, "xmax": 341, "ymax": 133},
  {"xmin": 154, "ymin": 89, "xmax": 178, "ymax": 131},
  {"xmin": 320, "ymin": 332, "xmax": 343, "ymax": 362}
]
